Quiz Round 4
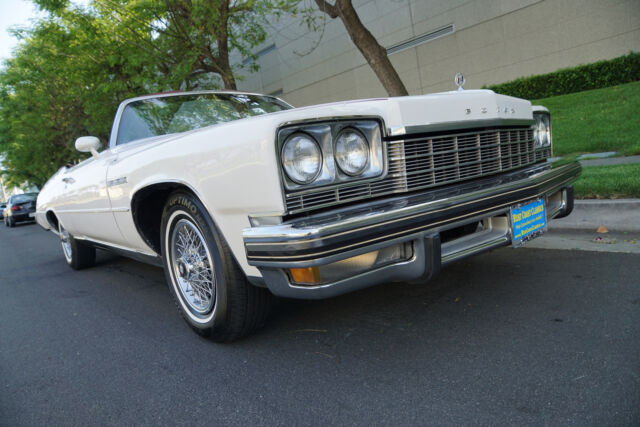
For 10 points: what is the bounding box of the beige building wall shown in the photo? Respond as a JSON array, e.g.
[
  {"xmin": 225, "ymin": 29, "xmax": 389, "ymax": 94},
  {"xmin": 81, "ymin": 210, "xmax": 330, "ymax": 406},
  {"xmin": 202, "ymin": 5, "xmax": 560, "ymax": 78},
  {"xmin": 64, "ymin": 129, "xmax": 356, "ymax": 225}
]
[{"xmin": 236, "ymin": 0, "xmax": 640, "ymax": 106}]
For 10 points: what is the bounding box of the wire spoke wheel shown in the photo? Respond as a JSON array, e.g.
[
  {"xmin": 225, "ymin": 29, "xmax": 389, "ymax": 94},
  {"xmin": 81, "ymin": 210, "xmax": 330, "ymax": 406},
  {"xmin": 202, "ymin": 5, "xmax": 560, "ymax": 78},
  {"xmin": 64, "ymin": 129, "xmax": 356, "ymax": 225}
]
[
  {"xmin": 170, "ymin": 218, "xmax": 216, "ymax": 314},
  {"xmin": 161, "ymin": 191, "xmax": 273, "ymax": 341}
]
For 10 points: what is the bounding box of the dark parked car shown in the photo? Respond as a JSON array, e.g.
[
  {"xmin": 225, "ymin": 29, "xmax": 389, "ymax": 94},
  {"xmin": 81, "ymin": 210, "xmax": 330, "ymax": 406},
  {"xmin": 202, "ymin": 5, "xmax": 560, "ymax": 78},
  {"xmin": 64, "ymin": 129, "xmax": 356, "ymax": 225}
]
[
  {"xmin": 0, "ymin": 202, "xmax": 6, "ymax": 218},
  {"xmin": 4, "ymin": 193, "xmax": 38, "ymax": 227}
]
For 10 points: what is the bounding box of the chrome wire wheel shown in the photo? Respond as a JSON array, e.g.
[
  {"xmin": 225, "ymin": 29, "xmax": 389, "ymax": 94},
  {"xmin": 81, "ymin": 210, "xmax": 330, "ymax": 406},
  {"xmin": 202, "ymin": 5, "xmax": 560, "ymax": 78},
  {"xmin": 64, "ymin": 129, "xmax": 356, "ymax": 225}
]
[
  {"xmin": 161, "ymin": 191, "xmax": 273, "ymax": 341},
  {"xmin": 169, "ymin": 218, "xmax": 216, "ymax": 315},
  {"xmin": 60, "ymin": 225, "xmax": 73, "ymax": 264}
]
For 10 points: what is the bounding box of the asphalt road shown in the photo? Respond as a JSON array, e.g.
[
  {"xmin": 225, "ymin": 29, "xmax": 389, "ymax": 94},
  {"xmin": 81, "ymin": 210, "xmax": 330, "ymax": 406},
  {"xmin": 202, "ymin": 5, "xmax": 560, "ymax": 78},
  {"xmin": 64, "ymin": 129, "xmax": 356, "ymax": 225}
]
[{"xmin": 1, "ymin": 222, "xmax": 639, "ymax": 426}]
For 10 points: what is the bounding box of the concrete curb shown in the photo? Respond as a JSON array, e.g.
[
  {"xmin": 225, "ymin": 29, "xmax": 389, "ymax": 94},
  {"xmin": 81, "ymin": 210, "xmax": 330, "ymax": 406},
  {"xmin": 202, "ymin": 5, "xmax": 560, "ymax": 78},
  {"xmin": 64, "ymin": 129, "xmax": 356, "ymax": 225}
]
[
  {"xmin": 579, "ymin": 155, "xmax": 640, "ymax": 167},
  {"xmin": 549, "ymin": 199, "xmax": 640, "ymax": 233}
]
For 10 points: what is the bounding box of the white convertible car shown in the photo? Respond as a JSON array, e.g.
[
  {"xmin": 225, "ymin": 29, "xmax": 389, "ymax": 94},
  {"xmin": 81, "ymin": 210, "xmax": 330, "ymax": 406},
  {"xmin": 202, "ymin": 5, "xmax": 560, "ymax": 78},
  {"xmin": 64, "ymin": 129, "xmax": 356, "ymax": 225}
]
[{"xmin": 36, "ymin": 88, "xmax": 580, "ymax": 341}]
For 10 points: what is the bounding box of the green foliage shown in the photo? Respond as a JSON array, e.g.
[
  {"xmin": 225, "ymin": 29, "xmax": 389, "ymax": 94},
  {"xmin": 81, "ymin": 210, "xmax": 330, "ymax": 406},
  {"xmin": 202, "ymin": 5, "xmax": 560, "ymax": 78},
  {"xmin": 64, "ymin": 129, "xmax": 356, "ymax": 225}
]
[
  {"xmin": 0, "ymin": 15, "xmax": 140, "ymax": 187},
  {"xmin": 0, "ymin": 0, "xmax": 298, "ymax": 187},
  {"xmin": 485, "ymin": 52, "xmax": 640, "ymax": 99},
  {"xmin": 92, "ymin": 0, "xmax": 298, "ymax": 90},
  {"xmin": 533, "ymin": 81, "xmax": 640, "ymax": 157}
]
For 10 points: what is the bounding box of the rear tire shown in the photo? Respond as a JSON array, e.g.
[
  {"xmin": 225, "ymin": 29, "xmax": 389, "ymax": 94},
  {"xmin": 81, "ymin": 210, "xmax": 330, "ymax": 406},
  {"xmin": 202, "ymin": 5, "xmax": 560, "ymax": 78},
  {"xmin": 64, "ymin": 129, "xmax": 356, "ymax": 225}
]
[
  {"xmin": 161, "ymin": 191, "xmax": 272, "ymax": 342},
  {"xmin": 7, "ymin": 216, "xmax": 15, "ymax": 227},
  {"xmin": 59, "ymin": 223, "xmax": 96, "ymax": 270}
]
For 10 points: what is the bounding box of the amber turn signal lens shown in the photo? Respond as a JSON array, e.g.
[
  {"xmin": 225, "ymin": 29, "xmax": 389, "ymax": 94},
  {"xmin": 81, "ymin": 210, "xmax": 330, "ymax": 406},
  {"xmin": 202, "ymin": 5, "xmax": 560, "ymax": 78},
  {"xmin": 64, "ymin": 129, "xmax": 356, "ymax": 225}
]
[{"xmin": 288, "ymin": 267, "xmax": 322, "ymax": 285}]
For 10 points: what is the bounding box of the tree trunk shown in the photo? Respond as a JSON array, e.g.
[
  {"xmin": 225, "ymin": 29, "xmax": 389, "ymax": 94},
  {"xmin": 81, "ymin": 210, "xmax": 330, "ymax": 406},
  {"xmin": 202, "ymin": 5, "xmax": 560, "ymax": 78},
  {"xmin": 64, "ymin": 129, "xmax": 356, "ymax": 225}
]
[
  {"xmin": 215, "ymin": 0, "xmax": 237, "ymax": 90},
  {"xmin": 314, "ymin": 0, "xmax": 408, "ymax": 97},
  {"xmin": 219, "ymin": 64, "xmax": 237, "ymax": 90}
]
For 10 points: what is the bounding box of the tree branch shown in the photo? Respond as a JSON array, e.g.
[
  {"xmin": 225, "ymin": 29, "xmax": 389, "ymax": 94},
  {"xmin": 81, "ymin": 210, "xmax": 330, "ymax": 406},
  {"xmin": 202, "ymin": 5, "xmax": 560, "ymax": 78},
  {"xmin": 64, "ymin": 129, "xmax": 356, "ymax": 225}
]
[{"xmin": 314, "ymin": 0, "xmax": 339, "ymax": 19}]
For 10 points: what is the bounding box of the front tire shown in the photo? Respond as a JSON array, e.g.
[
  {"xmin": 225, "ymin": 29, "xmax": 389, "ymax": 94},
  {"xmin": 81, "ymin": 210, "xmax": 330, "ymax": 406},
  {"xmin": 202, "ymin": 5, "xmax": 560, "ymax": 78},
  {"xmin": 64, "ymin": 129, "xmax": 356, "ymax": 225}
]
[
  {"xmin": 59, "ymin": 223, "xmax": 96, "ymax": 270},
  {"xmin": 161, "ymin": 191, "xmax": 272, "ymax": 342}
]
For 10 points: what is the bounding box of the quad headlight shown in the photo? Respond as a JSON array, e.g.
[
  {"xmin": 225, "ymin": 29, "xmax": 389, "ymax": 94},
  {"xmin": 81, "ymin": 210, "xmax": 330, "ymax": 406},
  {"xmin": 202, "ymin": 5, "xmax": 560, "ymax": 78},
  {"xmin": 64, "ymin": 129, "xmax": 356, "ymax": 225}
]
[
  {"xmin": 278, "ymin": 120, "xmax": 384, "ymax": 190},
  {"xmin": 533, "ymin": 112, "xmax": 551, "ymax": 148},
  {"xmin": 281, "ymin": 133, "xmax": 322, "ymax": 184},
  {"xmin": 334, "ymin": 129, "xmax": 369, "ymax": 176}
]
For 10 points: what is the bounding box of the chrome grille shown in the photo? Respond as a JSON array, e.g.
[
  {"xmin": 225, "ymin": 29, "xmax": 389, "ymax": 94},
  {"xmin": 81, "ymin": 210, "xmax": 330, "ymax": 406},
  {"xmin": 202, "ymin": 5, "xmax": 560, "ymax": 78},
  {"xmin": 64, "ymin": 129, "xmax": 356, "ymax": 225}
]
[{"xmin": 285, "ymin": 127, "xmax": 549, "ymax": 214}]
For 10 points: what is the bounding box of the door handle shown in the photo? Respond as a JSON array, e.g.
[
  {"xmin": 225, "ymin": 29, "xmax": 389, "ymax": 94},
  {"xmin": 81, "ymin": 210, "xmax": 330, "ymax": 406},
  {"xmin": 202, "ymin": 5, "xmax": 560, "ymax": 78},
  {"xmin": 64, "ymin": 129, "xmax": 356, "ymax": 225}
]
[{"xmin": 62, "ymin": 177, "xmax": 75, "ymax": 184}]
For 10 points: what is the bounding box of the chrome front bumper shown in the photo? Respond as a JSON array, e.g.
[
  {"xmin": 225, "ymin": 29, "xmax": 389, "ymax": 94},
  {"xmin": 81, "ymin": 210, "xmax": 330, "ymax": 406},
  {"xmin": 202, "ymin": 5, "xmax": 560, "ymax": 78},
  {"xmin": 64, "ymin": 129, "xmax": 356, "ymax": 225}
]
[{"xmin": 243, "ymin": 161, "xmax": 581, "ymax": 299}]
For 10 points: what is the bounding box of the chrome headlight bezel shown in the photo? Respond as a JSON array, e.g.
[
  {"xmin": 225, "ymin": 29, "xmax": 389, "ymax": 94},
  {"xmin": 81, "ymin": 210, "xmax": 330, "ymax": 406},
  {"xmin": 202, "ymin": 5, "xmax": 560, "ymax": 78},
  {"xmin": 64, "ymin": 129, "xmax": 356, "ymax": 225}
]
[{"xmin": 277, "ymin": 119, "xmax": 385, "ymax": 191}]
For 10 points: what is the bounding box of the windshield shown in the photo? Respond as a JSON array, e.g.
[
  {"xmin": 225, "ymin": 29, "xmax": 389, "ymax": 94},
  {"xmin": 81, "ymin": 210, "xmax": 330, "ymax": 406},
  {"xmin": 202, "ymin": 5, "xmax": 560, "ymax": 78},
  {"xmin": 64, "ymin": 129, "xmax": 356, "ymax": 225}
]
[
  {"xmin": 116, "ymin": 93, "xmax": 291, "ymax": 145},
  {"xmin": 10, "ymin": 194, "xmax": 37, "ymax": 204}
]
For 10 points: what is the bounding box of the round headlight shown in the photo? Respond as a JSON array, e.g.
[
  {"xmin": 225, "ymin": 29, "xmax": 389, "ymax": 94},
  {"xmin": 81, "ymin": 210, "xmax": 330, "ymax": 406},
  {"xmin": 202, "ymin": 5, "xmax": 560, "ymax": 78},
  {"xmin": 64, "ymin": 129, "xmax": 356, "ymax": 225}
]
[
  {"xmin": 281, "ymin": 133, "xmax": 322, "ymax": 184},
  {"xmin": 334, "ymin": 129, "xmax": 369, "ymax": 176}
]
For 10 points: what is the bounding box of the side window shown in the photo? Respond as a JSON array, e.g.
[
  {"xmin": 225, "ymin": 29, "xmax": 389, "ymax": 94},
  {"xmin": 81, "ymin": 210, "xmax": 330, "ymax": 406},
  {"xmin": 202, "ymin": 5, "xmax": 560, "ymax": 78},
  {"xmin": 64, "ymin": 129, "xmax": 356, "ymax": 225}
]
[{"xmin": 116, "ymin": 105, "xmax": 155, "ymax": 145}]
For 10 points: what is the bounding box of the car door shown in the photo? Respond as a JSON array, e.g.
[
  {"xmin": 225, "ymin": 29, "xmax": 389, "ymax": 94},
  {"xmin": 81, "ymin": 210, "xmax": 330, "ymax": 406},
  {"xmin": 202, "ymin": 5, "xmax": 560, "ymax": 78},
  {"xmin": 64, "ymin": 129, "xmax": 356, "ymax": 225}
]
[{"xmin": 56, "ymin": 150, "xmax": 128, "ymax": 246}]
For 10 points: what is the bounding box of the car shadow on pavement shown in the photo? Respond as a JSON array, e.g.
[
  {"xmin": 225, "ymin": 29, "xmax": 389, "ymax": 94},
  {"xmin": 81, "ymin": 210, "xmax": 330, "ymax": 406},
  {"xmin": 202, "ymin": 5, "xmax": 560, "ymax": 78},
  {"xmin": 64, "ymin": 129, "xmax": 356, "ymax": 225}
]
[
  {"xmin": 225, "ymin": 250, "xmax": 515, "ymax": 351},
  {"xmin": 5, "ymin": 220, "xmax": 37, "ymax": 227},
  {"xmin": 245, "ymin": 246, "xmax": 609, "ymax": 351}
]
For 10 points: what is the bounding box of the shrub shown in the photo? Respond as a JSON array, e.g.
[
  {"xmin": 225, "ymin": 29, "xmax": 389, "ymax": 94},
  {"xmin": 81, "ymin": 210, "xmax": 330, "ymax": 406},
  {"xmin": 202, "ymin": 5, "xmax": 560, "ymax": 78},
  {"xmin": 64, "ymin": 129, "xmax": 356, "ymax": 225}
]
[{"xmin": 484, "ymin": 52, "xmax": 640, "ymax": 99}]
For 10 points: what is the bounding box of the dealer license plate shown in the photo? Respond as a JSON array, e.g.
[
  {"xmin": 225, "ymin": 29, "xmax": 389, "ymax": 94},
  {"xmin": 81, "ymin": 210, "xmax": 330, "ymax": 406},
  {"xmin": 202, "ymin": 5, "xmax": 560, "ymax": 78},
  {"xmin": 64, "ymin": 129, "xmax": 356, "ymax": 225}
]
[
  {"xmin": 28, "ymin": 213, "xmax": 35, "ymax": 218},
  {"xmin": 510, "ymin": 199, "xmax": 546, "ymax": 247}
]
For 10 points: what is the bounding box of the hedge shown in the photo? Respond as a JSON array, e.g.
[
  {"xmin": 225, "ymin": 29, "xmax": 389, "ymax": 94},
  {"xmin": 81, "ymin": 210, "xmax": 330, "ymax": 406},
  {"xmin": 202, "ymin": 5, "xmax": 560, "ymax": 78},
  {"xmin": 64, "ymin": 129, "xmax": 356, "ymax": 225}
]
[{"xmin": 484, "ymin": 52, "xmax": 640, "ymax": 99}]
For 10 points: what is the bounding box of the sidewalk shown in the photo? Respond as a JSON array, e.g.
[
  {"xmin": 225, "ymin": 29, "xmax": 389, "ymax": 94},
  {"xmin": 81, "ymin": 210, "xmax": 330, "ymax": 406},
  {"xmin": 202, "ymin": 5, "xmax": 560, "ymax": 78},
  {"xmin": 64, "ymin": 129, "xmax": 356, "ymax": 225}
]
[
  {"xmin": 527, "ymin": 229, "xmax": 640, "ymax": 254},
  {"xmin": 579, "ymin": 154, "xmax": 640, "ymax": 167}
]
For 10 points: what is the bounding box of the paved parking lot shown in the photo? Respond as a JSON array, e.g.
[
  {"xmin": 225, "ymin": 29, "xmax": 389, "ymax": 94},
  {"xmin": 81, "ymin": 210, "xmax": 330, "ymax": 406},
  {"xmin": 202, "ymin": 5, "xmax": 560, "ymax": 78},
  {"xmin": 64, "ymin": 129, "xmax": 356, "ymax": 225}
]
[{"xmin": 1, "ymin": 222, "xmax": 639, "ymax": 425}]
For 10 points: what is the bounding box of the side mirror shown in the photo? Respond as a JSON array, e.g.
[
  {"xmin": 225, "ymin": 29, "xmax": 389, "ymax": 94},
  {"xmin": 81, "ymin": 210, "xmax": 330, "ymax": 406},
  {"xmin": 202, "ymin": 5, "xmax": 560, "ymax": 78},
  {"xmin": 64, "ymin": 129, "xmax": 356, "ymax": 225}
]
[{"xmin": 75, "ymin": 136, "xmax": 101, "ymax": 158}]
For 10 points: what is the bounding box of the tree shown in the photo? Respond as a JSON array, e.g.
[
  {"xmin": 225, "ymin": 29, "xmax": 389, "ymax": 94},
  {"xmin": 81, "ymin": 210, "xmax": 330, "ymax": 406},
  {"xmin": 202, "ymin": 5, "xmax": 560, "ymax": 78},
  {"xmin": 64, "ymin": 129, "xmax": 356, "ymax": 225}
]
[
  {"xmin": 313, "ymin": 0, "xmax": 408, "ymax": 97},
  {"xmin": 0, "ymin": 8, "xmax": 146, "ymax": 187},
  {"xmin": 93, "ymin": 0, "xmax": 298, "ymax": 90}
]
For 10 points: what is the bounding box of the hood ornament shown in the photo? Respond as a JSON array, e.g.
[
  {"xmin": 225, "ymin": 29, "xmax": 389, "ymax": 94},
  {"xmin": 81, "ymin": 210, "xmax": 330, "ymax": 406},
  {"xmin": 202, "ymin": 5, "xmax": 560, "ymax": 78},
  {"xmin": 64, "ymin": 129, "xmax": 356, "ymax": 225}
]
[{"xmin": 454, "ymin": 73, "xmax": 465, "ymax": 92}]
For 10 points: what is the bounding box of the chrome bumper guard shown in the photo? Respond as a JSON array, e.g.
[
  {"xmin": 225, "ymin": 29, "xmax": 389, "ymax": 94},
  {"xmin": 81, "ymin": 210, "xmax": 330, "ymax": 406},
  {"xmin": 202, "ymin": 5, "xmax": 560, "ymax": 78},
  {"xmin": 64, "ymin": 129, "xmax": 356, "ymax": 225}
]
[{"xmin": 243, "ymin": 161, "xmax": 581, "ymax": 299}]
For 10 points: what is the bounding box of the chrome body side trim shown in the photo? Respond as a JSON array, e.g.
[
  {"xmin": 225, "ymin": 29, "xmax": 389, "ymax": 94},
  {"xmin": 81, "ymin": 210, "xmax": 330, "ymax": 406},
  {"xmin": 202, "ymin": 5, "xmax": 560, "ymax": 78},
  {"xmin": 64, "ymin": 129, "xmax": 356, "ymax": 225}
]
[{"xmin": 55, "ymin": 207, "xmax": 130, "ymax": 214}]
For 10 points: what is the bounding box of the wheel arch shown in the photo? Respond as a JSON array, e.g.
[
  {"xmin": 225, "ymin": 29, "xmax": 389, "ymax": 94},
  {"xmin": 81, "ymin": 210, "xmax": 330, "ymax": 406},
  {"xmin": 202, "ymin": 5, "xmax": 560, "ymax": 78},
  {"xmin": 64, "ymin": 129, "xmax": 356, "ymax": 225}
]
[
  {"xmin": 46, "ymin": 210, "xmax": 60, "ymax": 232},
  {"xmin": 131, "ymin": 182, "xmax": 193, "ymax": 255},
  {"xmin": 131, "ymin": 181, "xmax": 226, "ymax": 257}
]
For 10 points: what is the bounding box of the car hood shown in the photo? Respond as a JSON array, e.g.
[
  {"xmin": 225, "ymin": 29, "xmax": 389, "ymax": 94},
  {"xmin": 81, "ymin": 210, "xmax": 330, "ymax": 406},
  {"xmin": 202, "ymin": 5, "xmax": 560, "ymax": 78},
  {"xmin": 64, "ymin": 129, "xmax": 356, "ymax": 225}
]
[{"xmin": 199, "ymin": 89, "xmax": 533, "ymax": 139}]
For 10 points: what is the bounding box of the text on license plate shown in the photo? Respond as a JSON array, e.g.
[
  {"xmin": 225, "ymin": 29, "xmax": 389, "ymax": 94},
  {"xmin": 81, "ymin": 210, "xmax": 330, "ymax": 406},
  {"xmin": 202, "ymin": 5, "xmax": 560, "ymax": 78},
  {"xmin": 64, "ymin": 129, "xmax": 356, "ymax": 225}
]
[{"xmin": 511, "ymin": 199, "xmax": 546, "ymax": 245}]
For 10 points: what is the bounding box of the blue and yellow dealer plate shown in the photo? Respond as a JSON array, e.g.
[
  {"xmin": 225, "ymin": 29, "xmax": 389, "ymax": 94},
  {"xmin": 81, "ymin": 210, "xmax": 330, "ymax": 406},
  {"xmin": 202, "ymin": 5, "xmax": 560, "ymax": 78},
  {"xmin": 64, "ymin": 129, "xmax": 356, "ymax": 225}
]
[{"xmin": 511, "ymin": 199, "xmax": 546, "ymax": 246}]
